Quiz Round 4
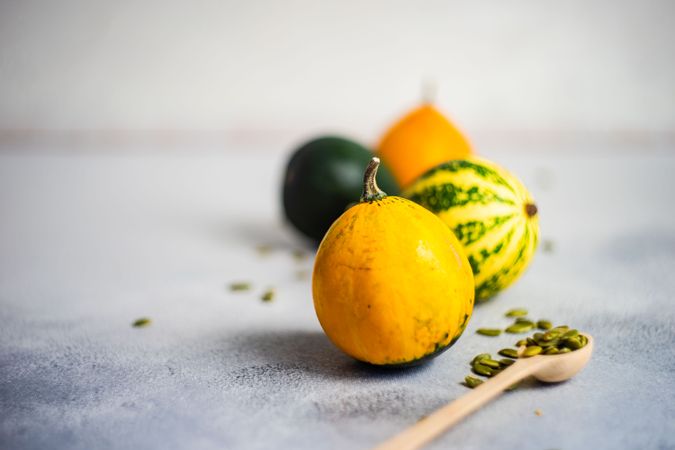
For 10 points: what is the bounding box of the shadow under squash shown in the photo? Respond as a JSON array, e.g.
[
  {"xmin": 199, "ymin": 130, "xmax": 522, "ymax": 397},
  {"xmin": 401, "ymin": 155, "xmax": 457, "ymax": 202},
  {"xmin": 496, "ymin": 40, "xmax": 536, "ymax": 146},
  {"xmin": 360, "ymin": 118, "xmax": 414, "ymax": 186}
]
[{"xmin": 229, "ymin": 330, "xmax": 434, "ymax": 382}]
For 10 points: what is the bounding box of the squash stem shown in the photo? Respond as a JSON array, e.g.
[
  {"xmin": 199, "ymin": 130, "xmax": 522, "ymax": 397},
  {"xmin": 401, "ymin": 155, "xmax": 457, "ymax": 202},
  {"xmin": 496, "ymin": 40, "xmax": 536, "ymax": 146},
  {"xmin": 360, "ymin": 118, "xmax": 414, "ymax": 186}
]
[
  {"xmin": 361, "ymin": 157, "xmax": 387, "ymax": 202},
  {"xmin": 525, "ymin": 203, "xmax": 538, "ymax": 217}
]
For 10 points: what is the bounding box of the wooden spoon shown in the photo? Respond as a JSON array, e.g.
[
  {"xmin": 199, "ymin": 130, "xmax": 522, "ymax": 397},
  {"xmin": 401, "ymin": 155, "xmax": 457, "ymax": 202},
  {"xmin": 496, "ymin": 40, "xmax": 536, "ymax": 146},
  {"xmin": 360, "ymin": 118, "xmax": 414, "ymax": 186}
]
[{"xmin": 374, "ymin": 334, "xmax": 593, "ymax": 450}]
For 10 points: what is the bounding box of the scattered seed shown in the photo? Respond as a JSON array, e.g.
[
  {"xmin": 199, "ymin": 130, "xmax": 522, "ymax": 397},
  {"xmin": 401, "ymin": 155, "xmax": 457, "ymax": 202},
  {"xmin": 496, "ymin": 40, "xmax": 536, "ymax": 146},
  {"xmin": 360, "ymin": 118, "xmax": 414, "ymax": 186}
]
[
  {"xmin": 534, "ymin": 409, "xmax": 543, "ymax": 416},
  {"xmin": 471, "ymin": 353, "xmax": 491, "ymax": 365},
  {"xmin": 295, "ymin": 269, "xmax": 310, "ymax": 280},
  {"xmin": 471, "ymin": 363, "xmax": 493, "ymax": 377},
  {"xmin": 476, "ymin": 328, "xmax": 502, "ymax": 337},
  {"xmin": 132, "ymin": 317, "xmax": 151, "ymax": 328},
  {"xmin": 515, "ymin": 317, "xmax": 534, "ymax": 325},
  {"xmin": 505, "ymin": 322, "xmax": 534, "ymax": 334},
  {"xmin": 542, "ymin": 239, "xmax": 555, "ymax": 253},
  {"xmin": 505, "ymin": 308, "xmax": 528, "ymax": 317},
  {"xmin": 230, "ymin": 282, "xmax": 251, "ymax": 291},
  {"xmin": 464, "ymin": 376, "xmax": 484, "ymax": 388},
  {"xmin": 522, "ymin": 346, "xmax": 543, "ymax": 357},
  {"xmin": 516, "ymin": 339, "xmax": 528, "ymax": 347},
  {"xmin": 261, "ymin": 289, "xmax": 275, "ymax": 302},
  {"xmin": 256, "ymin": 244, "xmax": 274, "ymax": 255},
  {"xmin": 498, "ymin": 348, "xmax": 519, "ymax": 359},
  {"xmin": 480, "ymin": 359, "xmax": 502, "ymax": 369},
  {"xmin": 537, "ymin": 320, "xmax": 553, "ymax": 330}
]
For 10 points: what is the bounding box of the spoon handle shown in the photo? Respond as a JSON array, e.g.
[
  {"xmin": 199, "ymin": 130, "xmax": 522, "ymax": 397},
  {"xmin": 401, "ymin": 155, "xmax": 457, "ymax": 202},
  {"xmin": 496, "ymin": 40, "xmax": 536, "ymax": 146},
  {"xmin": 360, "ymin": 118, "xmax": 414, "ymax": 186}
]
[{"xmin": 373, "ymin": 356, "xmax": 548, "ymax": 450}]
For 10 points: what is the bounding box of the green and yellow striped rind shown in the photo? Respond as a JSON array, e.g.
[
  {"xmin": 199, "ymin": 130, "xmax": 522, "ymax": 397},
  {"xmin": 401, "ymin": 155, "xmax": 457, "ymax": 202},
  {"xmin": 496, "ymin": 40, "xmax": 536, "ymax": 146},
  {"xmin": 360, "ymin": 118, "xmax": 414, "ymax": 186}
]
[{"xmin": 403, "ymin": 157, "xmax": 539, "ymax": 302}]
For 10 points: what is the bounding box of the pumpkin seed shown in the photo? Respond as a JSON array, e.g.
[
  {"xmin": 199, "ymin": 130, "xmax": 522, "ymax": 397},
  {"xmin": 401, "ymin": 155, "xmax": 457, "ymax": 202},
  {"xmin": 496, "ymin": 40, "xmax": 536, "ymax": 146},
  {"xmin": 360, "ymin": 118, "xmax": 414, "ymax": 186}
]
[
  {"xmin": 505, "ymin": 322, "xmax": 534, "ymax": 334},
  {"xmin": 515, "ymin": 317, "xmax": 534, "ymax": 325},
  {"xmin": 256, "ymin": 244, "xmax": 274, "ymax": 255},
  {"xmin": 295, "ymin": 269, "xmax": 310, "ymax": 280},
  {"xmin": 516, "ymin": 339, "xmax": 528, "ymax": 347},
  {"xmin": 499, "ymin": 358, "xmax": 515, "ymax": 367},
  {"xmin": 562, "ymin": 329, "xmax": 579, "ymax": 339},
  {"xmin": 261, "ymin": 289, "xmax": 275, "ymax": 302},
  {"xmin": 471, "ymin": 363, "xmax": 493, "ymax": 377},
  {"xmin": 506, "ymin": 382, "xmax": 520, "ymax": 391},
  {"xmin": 505, "ymin": 308, "xmax": 528, "ymax": 317},
  {"xmin": 498, "ymin": 348, "xmax": 519, "ymax": 358},
  {"xmin": 476, "ymin": 328, "xmax": 502, "ymax": 337},
  {"xmin": 480, "ymin": 359, "xmax": 502, "ymax": 369},
  {"xmin": 472, "ymin": 353, "xmax": 491, "ymax": 365},
  {"xmin": 132, "ymin": 317, "xmax": 151, "ymax": 328},
  {"xmin": 537, "ymin": 320, "xmax": 553, "ymax": 330},
  {"xmin": 464, "ymin": 376, "xmax": 484, "ymax": 388},
  {"xmin": 537, "ymin": 339, "xmax": 559, "ymax": 349},
  {"xmin": 230, "ymin": 282, "xmax": 251, "ymax": 291},
  {"xmin": 562, "ymin": 337, "xmax": 582, "ymax": 350},
  {"xmin": 558, "ymin": 347, "xmax": 572, "ymax": 353},
  {"xmin": 541, "ymin": 330, "xmax": 561, "ymax": 341},
  {"xmin": 542, "ymin": 240, "xmax": 555, "ymax": 253},
  {"xmin": 522, "ymin": 346, "xmax": 543, "ymax": 357},
  {"xmin": 543, "ymin": 347, "xmax": 560, "ymax": 355}
]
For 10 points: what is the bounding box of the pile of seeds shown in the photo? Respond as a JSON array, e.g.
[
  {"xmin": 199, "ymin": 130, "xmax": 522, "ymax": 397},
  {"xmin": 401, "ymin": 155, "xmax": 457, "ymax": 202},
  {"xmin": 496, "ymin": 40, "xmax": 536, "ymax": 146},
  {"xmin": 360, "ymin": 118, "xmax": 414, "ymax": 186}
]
[{"xmin": 463, "ymin": 308, "xmax": 588, "ymax": 389}]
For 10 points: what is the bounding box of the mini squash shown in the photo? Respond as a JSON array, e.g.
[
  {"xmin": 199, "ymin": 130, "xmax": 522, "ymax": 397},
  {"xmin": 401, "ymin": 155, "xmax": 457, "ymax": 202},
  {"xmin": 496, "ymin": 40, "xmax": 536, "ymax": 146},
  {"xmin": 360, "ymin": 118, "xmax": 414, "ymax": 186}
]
[
  {"xmin": 312, "ymin": 158, "xmax": 474, "ymax": 366},
  {"xmin": 377, "ymin": 104, "xmax": 472, "ymax": 188},
  {"xmin": 404, "ymin": 156, "xmax": 539, "ymax": 302},
  {"xmin": 282, "ymin": 136, "xmax": 400, "ymax": 242}
]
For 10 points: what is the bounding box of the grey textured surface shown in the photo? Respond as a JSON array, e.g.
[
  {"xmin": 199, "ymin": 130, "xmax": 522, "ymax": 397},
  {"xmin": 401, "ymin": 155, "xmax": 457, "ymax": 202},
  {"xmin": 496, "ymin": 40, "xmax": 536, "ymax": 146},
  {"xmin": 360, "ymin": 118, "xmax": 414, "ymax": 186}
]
[{"xmin": 1, "ymin": 148, "xmax": 675, "ymax": 450}]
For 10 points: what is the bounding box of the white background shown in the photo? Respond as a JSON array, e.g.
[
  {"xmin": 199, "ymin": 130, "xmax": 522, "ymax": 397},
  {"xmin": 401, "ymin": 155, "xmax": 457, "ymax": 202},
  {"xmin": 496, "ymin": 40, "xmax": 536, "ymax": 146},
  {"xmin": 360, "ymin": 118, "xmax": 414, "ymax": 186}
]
[{"xmin": 1, "ymin": 0, "xmax": 674, "ymax": 149}]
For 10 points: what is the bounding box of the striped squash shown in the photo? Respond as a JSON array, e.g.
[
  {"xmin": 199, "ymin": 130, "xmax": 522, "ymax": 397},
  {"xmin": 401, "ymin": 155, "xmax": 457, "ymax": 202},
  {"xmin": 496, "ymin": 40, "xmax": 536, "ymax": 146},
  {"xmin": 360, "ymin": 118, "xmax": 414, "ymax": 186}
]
[{"xmin": 404, "ymin": 157, "xmax": 539, "ymax": 302}]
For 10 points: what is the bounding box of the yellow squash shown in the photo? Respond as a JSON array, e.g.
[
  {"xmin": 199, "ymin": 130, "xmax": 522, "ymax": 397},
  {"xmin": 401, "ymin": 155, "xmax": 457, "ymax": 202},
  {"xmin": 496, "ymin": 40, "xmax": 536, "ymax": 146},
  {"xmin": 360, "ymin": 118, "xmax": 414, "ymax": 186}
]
[{"xmin": 313, "ymin": 158, "xmax": 475, "ymax": 366}]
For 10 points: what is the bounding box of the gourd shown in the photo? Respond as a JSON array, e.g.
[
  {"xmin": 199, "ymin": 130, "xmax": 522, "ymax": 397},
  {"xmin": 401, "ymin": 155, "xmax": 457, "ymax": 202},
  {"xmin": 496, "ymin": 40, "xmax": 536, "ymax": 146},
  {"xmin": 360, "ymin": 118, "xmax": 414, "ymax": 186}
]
[
  {"xmin": 312, "ymin": 158, "xmax": 474, "ymax": 366},
  {"xmin": 377, "ymin": 104, "xmax": 472, "ymax": 188},
  {"xmin": 404, "ymin": 157, "xmax": 539, "ymax": 302},
  {"xmin": 282, "ymin": 136, "xmax": 399, "ymax": 242}
]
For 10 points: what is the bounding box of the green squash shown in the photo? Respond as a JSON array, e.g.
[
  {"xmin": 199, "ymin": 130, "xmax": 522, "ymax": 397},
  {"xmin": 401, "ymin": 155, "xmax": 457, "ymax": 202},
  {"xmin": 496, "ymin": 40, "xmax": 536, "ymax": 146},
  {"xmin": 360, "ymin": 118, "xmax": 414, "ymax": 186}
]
[{"xmin": 282, "ymin": 136, "xmax": 400, "ymax": 242}]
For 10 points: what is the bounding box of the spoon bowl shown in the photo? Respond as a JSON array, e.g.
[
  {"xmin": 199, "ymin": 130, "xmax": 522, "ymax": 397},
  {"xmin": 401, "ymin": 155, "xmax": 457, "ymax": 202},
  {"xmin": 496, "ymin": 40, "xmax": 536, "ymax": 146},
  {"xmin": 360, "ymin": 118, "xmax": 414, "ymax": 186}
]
[{"xmin": 533, "ymin": 333, "xmax": 594, "ymax": 382}]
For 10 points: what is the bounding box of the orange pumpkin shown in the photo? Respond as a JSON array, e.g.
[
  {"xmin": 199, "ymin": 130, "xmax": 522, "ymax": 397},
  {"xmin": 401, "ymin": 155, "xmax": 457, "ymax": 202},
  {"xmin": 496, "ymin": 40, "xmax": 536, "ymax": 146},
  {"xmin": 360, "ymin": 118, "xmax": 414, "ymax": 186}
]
[{"xmin": 377, "ymin": 104, "xmax": 472, "ymax": 188}]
